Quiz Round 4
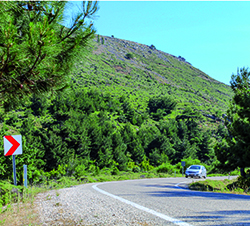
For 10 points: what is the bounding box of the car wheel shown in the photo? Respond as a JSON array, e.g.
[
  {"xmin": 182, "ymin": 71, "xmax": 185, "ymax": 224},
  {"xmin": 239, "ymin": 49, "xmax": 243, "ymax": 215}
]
[{"xmin": 185, "ymin": 175, "xmax": 188, "ymax": 178}]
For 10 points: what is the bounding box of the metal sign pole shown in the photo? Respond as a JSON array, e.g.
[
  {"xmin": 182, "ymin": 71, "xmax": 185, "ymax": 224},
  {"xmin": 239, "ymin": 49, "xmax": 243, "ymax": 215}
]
[
  {"xmin": 23, "ymin": 165, "xmax": 27, "ymax": 188},
  {"xmin": 12, "ymin": 155, "xmax": 17, "ymax": 186},
  {"xmin": 181, "ymin": 161, "xmax": 185, "ymax": 176}
]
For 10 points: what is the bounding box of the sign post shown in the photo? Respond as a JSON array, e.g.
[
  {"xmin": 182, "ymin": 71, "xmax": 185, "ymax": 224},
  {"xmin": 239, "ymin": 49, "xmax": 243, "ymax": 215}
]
[
  {"xmin": 181, "ymin": 161, "xmax": 185, "ymax": 176},
  {"xmin": 12, "ymin": 155, "xmax": 17, "ymax": 186},
  {"xmin": 3, "ymin": 135, "xmax": 22, "ymax": 186},
  {"xmin": 23, "ymin": 165, "xmax": 27, "ymax": 188}
]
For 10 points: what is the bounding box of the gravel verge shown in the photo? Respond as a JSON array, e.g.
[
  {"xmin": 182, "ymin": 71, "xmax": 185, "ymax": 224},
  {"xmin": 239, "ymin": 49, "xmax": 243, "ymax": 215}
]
[{"xmin": 34, "ymin": 183, "xmax": 173, "ymax": 226}]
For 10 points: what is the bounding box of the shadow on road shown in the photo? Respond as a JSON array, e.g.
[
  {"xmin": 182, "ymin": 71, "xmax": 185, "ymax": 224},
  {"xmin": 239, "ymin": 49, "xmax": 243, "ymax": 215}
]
[
  {"xmin": 142, "ymin": 183, "xmax": 250, "ymax": 200},
  {"xmin": 179, "ymin": 210, "xmax": 250, "ymax": 226}
]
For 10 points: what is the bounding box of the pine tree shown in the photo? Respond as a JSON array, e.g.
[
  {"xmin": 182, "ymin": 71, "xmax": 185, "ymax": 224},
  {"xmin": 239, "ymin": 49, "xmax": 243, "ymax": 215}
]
[
  {"xmin": 197, "ymin": 131, "xmax": 213, "ymax": 164},
  {"xmin": 0, "ymin": 1, "xmax": 98, "ymax": 110},
  {"xmin": 215, "ymin": 68, "xmax": 250, "ymax": 176}
]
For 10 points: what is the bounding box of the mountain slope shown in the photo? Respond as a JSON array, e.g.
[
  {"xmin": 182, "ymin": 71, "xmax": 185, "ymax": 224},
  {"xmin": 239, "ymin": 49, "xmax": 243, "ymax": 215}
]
[
  {"xmin": 0, "ymin": 35, "xmax": 233, "ymax": 178},
  {"xmin": 73, "ymin": 35, "xmax": 232, "ymax": 125}
]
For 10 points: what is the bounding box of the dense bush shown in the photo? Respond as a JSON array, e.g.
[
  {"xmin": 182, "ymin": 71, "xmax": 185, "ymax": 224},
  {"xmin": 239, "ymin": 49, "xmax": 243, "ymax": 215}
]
[
  {"xmin": 155, "ymin": 162, "xmax": 175, "ymax": 174},
  {"xmin": 148, "ymin": 95, "xmax": 177, "ymax": 120},
  {"xmin": 0, "ymin": 181, "xmax": 23, "ymax": 206},
  {"xmin": 233, "ymin": 175, "xmax": 250, "ymax": 191},
  {"xmin": 125, "ymin": 53, "xmax": 134, "ymax": 59}
]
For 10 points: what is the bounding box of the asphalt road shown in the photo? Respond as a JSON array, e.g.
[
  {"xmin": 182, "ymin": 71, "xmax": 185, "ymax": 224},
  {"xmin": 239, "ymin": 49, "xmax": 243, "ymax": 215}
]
[{"xmin": 92, "ymin": 177, "xmax": 250, "ymax": 226}]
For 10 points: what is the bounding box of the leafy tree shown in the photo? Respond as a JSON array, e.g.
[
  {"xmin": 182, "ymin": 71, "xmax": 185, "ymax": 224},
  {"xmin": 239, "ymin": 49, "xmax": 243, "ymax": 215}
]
[
  {"xmin": 0, "ymin": 1, "xmax": 98, "ymax": 110},
  {"xmin": 215, "ymin": 68, "xmax": 250, "ymax": 176}
]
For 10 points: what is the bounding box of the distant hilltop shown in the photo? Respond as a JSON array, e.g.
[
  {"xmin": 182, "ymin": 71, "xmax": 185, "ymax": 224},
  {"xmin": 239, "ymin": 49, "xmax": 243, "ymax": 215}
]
[{"xmin": 73, "ymin": 33, "xmax": 232, "ymax": 126}]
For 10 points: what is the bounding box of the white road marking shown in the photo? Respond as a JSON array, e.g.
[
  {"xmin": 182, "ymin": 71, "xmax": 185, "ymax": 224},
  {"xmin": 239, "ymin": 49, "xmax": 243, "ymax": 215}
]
[
  {"xmin": 175, "ymin": 181, "xmax": 190, "ymax": 190},
  {"xmin": 92, "ymin": 183, "xmax": 193, "ymax": 226}
]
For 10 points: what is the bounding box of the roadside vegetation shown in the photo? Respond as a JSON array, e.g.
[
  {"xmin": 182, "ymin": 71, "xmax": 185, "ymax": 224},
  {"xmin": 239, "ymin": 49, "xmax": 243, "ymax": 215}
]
[
  {"xmin": 1, "ymin": 1, "xmax": 250, "ymax": 225},
  {"xmin": 0, "ymin": 168, "xmax": 243, "ymax": 226},
  {"xmin": 189, "ymin": 175, "xmax": 250, "ymax": 195}
]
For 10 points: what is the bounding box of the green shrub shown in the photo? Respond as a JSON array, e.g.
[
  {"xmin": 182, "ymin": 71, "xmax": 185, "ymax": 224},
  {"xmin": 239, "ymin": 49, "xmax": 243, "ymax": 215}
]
[
  {"xmin": 148, "ymin": 95, "xmax": 177, "ymax": 116},
  {"xmin": 234, "ymin": 176, "xmax": 250, "ymax": 191},
  {"xmin": 125, "ymin": 53, "xmax": 134, "ymax": 59},
  {"xmin": 112, "ymin": 167, "xmax": 119, "ymax": 175},
  {"xmin": 66, "ymin": 158, "xmax": 87, "ymax": 177},
  {"xmin": 74, "ymin": 164, "xmax": 86, "ymax": 179},
  {"xmin": 189, "ymin": 182, "xmax": 213, "ymax": 191},
  {"xmin": 127, "ymin": 161, "xmax": 141, "ymax": 173},
  {"xmin": 127, "ymin": 161, "xmax": 135, "ymax": 171},
  {"xmin": 47, "ymin": 164, "xmax": 67, "ymax": 180},
  {"xmin": 140, "ymin": 155, "xmax": 154, "ymax": 172},
  {"xmin": 156, "ymin": 162, "xmax": 174, "ymax": 174},
  {"xmin": 132, "ymin": 166, "xmax": 141, "ymax": 173},
  {"xmin": 0, "ymin": 180, "xmax": 23, "ymax": 206},
  {"xmin": 230, "ymin": 168, "xmax": 240, "ymax": 176},
  {"xmin": 88, "ymin": 164, "xmax": 100, "ymax": 176}
]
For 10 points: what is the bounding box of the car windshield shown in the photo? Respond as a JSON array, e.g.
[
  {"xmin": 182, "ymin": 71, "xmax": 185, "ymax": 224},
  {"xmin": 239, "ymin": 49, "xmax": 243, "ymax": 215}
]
[{"xmin": 189, "ymin": 166, "xmax": 201, "ymax": 170}]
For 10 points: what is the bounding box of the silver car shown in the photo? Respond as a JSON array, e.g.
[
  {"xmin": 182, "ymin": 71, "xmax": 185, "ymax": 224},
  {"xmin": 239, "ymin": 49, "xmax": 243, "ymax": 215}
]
[{"xmin": 185, "ymin": 165, "xmax": 206, "ymax": 178}]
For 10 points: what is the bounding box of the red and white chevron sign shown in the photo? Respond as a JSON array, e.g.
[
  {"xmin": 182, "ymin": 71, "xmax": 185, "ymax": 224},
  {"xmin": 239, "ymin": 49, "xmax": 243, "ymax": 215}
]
[{"xmin": 4, "ymin": 135, "xmax": 22, "ymax": 156}]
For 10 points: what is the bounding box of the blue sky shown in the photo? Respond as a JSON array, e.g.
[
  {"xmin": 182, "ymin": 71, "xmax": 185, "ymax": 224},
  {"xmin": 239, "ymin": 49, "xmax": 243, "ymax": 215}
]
[{"xmin": 76, "ymin": 1, "xmax": 250, "ymax": 85}]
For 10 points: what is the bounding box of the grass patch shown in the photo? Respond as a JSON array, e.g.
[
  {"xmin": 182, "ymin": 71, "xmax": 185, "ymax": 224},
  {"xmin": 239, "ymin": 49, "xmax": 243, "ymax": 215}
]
[{"xmin": 189, "ymin": 178, "xmax": 249, "ymax": 195}]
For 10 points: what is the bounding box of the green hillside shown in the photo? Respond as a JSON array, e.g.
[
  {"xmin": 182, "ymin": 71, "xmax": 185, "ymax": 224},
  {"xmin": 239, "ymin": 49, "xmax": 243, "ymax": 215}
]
[
  {"xmin": 0, "ymin": 35, "xmax": 233, "ymax": 183},
  {"xmin": 74, "ymin": 35, "xmax": 232, "ymax": 124}
]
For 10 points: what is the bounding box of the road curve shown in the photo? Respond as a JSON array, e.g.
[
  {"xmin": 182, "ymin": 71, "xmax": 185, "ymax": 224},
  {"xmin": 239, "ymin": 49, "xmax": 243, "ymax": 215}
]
[{"xmin": 93, "ymin": 177, "xmax": 250, "ymax": 226}]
